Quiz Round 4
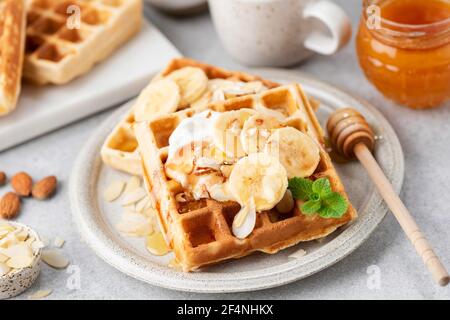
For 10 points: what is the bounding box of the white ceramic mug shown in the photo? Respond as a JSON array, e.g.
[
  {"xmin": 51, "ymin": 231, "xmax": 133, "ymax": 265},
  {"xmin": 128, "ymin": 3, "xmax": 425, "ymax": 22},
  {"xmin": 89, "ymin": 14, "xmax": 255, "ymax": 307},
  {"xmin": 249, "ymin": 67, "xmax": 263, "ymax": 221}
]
[{"xmin": 208, "ymin": 0, "xmax": 352, "ymax": 67}]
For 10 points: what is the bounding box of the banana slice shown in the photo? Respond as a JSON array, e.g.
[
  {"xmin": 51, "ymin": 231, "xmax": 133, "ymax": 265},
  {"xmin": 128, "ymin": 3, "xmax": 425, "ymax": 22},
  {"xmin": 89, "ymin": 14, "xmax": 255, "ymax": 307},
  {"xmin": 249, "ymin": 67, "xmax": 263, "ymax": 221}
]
[
  {"xmin": 228, "ymin": 153, "xmax": 288, "ymax": 211},
  {"xmin": 166, "ymin": 67, "xmax": 208, "ymax": 107},
  {"xmin": 134, "ymin": 79, "xmax": 180, "ymax": 122},
  {"xmin": 264, "ymin": 127, "xmax": 320, "ymax": 178},
  {"xmin": 240, "ymin": 114, "xmax": 281, "ymax": 154},
  {"xmin": 212, "ymin": 109, "xmax": 256, "ymax": 158}
]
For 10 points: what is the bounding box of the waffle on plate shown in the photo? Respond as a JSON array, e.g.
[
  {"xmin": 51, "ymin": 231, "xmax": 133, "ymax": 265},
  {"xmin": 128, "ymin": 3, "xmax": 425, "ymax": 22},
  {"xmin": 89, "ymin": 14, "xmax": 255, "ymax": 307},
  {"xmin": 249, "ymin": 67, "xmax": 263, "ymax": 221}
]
[
  {"xmin": 101, "ymin": 58, "xmax": 279, "ymax": 175},
  {"xmin": 0, "ymin": 0, "xmax": 26, "ymax": 116},
  {"xmin": 132, "ymin": 67, "xmax": 357, "ymax": 271},
  {"xmin": 24, "ymin": 0, "xmax": 142, "ymax": 85}
]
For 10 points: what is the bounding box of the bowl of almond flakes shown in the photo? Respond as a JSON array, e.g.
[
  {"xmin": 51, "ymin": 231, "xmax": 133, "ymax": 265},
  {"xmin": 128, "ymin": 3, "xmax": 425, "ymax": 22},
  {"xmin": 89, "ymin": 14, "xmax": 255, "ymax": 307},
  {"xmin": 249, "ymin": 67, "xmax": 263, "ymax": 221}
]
[{"xmin": 0, "ymin": 221, "xmax": 43, "ymax": 299}]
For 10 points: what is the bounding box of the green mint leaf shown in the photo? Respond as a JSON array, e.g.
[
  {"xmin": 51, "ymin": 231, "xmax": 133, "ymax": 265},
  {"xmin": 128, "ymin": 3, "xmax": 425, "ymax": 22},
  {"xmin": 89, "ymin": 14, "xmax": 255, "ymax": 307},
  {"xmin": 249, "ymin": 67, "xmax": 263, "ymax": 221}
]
[
  {"xmin": 312, "ymin": 178, "xmax": 332, "ymax": 198},
  {"xmin": 319, "ymin": 192, "xmax": 348, "ymax": 218},
  {"xmin": 301, "ymin": 200, "xmax": 322, "ymax": 215},
  {"xmin": 288, "ymin": 177, "xmax": 313, "ymax": 201}
]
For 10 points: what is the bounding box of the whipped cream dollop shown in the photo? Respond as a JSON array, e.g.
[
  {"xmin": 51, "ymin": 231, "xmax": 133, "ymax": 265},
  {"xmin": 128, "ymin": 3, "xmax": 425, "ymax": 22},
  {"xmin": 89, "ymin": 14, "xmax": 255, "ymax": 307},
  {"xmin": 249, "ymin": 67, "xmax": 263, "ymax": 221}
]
[{"xmin": 167, "ymin": 110, "xmax": 220, "ymax": 160}]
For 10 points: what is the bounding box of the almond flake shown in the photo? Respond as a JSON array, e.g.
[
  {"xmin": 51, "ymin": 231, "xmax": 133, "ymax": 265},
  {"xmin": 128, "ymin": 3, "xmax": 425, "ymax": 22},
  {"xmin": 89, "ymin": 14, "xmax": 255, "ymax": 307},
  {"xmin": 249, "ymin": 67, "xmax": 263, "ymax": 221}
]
[
  {"xmin": 0, "ymin": 262, "xmax": 11, "ymax": 276},
  {"xmin": 104, "ymin": 180, "xmax": 125, "ymax": 202},
  {"xmin": 6, "ymin": 255, "xmax": 34, "ymax": 269},
  {"xmin": 135, "ymin": 196, "xmax": 150, "ymax": 213},
  {"xmin": 116, "ymin": 212, "xmax": 153, "ymax": 237},
  {"xmin": 289, "ymin": 248, "xmax": 307, "ymax": 259},
  {"xmin": 42, "ymin": 250, "xmax": 69, "ymax": 269},
  {"xmin": 31, "ymin": 240, "xmax": 45, "ymax": 251},
  {"xmin": 53, "ymin": 237, "xmax": 65, "ymax": 248},
  {"xmin": 121, "ymin": 187, "xmax": 146, "ymax": 206},
  {"xmin": 3, "ymin": 243, "xmax": 32, "ymax": 258},
  {"xmin": 0, "ymin": 252, "xmax": 8, "ymax": 263},
  {"xmin": 28, "ymin": 289, "xmax": 52, "ymax": 300},
  {"xmin": 125, "ymin": 176, "xmax": 141, "ymax": 193}
]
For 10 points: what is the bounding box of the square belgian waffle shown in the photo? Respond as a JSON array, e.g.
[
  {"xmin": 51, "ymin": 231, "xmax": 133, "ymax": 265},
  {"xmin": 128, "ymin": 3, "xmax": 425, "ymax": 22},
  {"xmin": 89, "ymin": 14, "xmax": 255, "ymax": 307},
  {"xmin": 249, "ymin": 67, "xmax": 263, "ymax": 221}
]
[
  {"xmin": 134, "ymin": 84, "xmax": 357, "ymax": 272},
  {"xmin": 0, "ymin": 0, "xmax": 26, "ymax": 116},
  {"xmin": 24, "ymin": 0, "xmax": 142, "ymax": 84},
  {"xmin": 101, "ymin": 58, "xmax": 279, "ymax": 175}
]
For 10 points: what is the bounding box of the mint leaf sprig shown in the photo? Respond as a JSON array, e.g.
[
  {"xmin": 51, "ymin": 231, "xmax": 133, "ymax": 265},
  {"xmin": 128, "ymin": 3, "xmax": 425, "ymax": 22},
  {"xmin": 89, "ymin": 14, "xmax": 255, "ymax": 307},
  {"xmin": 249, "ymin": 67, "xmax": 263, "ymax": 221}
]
[{"xmin": 288, "ymin": 177, "xmax": 348, "ymax": 218}]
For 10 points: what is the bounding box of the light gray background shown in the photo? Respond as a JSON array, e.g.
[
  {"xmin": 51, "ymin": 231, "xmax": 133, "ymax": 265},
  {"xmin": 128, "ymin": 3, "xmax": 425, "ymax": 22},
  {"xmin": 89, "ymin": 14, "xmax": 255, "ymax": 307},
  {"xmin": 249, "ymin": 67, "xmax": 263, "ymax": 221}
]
[{"xmin": 3, "ymin": 0, "xmax": 449, "ymax": 299}]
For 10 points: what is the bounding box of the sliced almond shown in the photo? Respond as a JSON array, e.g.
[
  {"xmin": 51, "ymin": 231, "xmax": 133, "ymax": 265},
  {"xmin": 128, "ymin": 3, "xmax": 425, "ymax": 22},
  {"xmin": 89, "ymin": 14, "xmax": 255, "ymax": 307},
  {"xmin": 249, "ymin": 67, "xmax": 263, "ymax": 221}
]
[
  {"xmin": 3, "ymin": 243, "xmax": 32, "ymax": 258},
  {"xmin": 31, "ymin": 240, "xmax": 45, "ymax": 252},
  {"xmin": 135, "ymin": 196, "xmax": 150, "ymax": 213},
  {"xmin": 121, "ymin": 187, "xmax": 146, "ymax": 206},
  {"xmin": 53, "ymin": 237, "xmax": 65, "ymax": 248},
  {"xmin": 146, "ymin": 232, "xmax": 170, "ymax": 256},
  {"xmin": 116, "ymin": 212, "xmax": 153, "ymax": 237},
  {"xmin": 289, "ymin": 248, "xmax": 307, "ymax": 259},
  {"xmin": 28, "ymin": 289, "xmax": 52, "ymax": 300},
  {"xmin": 0, "ymin": 262, "xmax": 11, "ymax": 276},
  {"xmin": 104, "ymin": 180, "xmax": 125, "ymax": 202},
  {"xmin": 42, "ymin": 250, "xmax": 69, "ymax": 269},
  {"xmin": 6, "ymin": 255, "xmax": 34, "ymax": 269},
  {"xmin": 124, "ymin": 176, "xmax": 141, "ymax": 193},
  {"xmin": 0, "ymin": 252, "xmax": 8, "ymax": 263}
]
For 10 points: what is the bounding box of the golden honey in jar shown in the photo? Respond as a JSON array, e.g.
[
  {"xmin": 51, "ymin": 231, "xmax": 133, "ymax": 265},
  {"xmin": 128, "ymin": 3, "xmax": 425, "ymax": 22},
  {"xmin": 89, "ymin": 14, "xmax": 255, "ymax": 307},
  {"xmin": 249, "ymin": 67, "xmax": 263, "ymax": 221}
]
[{"xmin": 356, "ymin": 0, "xmax": 450, "ymax": 109}]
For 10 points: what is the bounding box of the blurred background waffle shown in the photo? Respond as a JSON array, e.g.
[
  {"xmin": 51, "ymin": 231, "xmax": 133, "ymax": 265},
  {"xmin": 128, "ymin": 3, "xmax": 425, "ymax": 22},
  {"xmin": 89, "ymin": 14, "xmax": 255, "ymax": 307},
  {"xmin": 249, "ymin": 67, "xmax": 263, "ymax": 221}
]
[
  {"xmin": 24, "ymin": 0, "xmax": 142, "ymax": 85},
  {"xmin": 0, "ymin": 0, "xmax": 180, "ymax": 151},
  {"xmin": 134, "ymin": 84, "xmax": 357, "ymax": 271},
  {"xmin": 0, "ymin": 0, "xmax": 26, "ymax": 116}
]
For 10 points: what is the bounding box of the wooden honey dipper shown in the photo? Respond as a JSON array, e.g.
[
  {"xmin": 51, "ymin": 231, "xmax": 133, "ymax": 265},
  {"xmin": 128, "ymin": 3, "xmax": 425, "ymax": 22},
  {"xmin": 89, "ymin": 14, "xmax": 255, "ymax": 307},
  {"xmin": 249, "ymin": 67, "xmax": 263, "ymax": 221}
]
[{"xmin": 327, "ymin": 108, "xmax": 449, "ymax": 286}]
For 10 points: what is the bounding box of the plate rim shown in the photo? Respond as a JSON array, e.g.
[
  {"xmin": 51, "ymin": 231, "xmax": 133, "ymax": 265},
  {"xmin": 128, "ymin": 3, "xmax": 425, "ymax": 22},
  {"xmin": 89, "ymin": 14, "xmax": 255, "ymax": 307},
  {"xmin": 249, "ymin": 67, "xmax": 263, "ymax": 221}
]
[{"xmin": 69, "ymin": 70, "xmax": 404, "ymax": 293}]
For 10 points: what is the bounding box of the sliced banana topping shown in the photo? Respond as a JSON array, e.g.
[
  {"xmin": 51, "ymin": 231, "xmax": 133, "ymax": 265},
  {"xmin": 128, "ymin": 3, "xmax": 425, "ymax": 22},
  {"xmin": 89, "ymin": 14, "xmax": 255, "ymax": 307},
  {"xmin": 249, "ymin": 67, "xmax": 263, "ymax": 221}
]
[
  {"xmin": 166, "ymin": 67, "xmax": 208, "ymax": 107},
  {"xmin": 265, "ymin": 127, "xmax": 320, "ymax": 178},
  {"xmin": 228, "ymin": 153, "xmax": 288, "ymax": 212},
  {"xmin": 134, "ymin": 79, "xmax": 180, "ymax": 122},
  {"xmin": 240, "ymin": 114, "xmax": 281, "ymax": 154},
  {"xmin": 212, "ymin": 109, "xmax": 256, "ymax": 159}
]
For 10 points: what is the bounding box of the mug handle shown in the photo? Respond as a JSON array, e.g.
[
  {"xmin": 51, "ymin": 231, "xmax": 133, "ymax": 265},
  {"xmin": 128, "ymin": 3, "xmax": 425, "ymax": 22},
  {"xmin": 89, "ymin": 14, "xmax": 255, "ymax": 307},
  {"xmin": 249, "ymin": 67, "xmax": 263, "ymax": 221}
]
[{"xmin": 302, "ymin": 0, "xmax": 352, "ymax": 55}]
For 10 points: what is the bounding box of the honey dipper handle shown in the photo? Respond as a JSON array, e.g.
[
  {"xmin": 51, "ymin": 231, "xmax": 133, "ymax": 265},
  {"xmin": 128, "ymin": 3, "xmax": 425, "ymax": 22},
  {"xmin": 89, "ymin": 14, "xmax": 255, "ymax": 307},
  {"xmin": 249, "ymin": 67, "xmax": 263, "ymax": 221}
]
[{"xmin": 354, "ymin": 143, "xmax": 450, "ymax": 286}]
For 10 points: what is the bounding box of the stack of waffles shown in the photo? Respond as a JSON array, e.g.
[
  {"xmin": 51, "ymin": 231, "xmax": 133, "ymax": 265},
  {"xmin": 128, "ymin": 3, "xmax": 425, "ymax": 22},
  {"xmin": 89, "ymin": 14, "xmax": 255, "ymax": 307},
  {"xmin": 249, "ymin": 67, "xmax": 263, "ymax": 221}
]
[
  {"xmin": 135, "ymin": 84, "xmax": 357, "ymax": 271},
  {"xmin": 0, "ymin": 0, "xmax": 26, "ymax": 116},
  {"xmin": 102, "ymin": 59, "xmax": 357, "ymax": 271},
  {"xmin": 0, "ymin": 0, "xmax": 142, "ymax": 116}
]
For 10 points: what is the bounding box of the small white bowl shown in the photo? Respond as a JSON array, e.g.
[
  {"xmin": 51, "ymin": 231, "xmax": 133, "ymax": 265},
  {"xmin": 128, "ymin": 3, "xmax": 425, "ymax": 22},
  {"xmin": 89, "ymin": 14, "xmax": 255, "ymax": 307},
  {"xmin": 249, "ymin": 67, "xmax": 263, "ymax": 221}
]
[{"xmin": 0, "ymin": 222, "xmax": 42, "ymax": 300}]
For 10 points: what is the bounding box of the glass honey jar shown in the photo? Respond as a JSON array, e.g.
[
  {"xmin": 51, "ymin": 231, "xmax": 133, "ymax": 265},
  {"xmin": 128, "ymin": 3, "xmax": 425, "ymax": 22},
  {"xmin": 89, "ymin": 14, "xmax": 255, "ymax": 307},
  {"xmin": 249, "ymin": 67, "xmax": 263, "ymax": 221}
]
[{"xmin": 356, "ymin": 0, "xmax": 450, "ymax": 109}]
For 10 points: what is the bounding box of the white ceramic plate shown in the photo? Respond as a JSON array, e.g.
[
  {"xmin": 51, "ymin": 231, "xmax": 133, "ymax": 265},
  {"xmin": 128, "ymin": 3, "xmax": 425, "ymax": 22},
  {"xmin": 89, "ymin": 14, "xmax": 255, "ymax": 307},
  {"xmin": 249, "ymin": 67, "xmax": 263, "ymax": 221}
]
[{"xmin": 70, "ymin": 70, "xmax": 404, "ymax": 293}]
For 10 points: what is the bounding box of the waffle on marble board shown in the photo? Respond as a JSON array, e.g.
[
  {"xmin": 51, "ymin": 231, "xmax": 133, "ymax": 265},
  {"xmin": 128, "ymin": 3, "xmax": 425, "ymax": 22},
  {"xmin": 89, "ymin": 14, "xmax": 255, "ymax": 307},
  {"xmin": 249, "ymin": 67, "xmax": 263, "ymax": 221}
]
[
  {"xmin": 101, "ymin": 58, "xmax": 279, "ymax": 175},
  {"xmin": 0, "ymin": 0, "xmax": 26, "ymax": 116},
  {"xmin": 134, "ymin": 83, "xmax": 357, "ymax": 271},
  {"xmin": 24, "ymin": 0, "xmax": 142, "ymax": 85}
]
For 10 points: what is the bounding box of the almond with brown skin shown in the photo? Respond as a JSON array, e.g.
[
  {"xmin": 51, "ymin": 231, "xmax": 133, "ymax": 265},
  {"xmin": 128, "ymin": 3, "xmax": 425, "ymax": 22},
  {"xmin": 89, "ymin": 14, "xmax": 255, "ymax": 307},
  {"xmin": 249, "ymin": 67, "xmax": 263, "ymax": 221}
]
[
  {"xmin": 32, "ymin": 176, "xmax": 57, "ymax": 200},
  {"xmin": 0, "ymin": 171, "xmax": 6, "ymax": 186},
  {"xmin": 0, "ymin": 192, "xmax": 21, "ymax": 219},
  {"xmin": 11, "ymin": 172, "xmax": 33, "ymax": 197}
]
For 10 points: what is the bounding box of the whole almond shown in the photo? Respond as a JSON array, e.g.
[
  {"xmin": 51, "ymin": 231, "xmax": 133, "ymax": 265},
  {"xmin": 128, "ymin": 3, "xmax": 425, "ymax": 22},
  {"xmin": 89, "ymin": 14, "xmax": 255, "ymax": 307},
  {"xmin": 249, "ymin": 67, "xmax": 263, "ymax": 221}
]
[
  {"xmin": 32, "ymin": 176, "xmax": 57, "ymax": 200},
  {"xmin": 11, "ymin": 172, "xmax": 33, "ymax": 197},
  {"xmin": 0, "ymin": 192, "xmax": 21, "ymax": 219},
  {"xmin": 0, "ymin": 171, "xmax": 6, "ymax": 186}
]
